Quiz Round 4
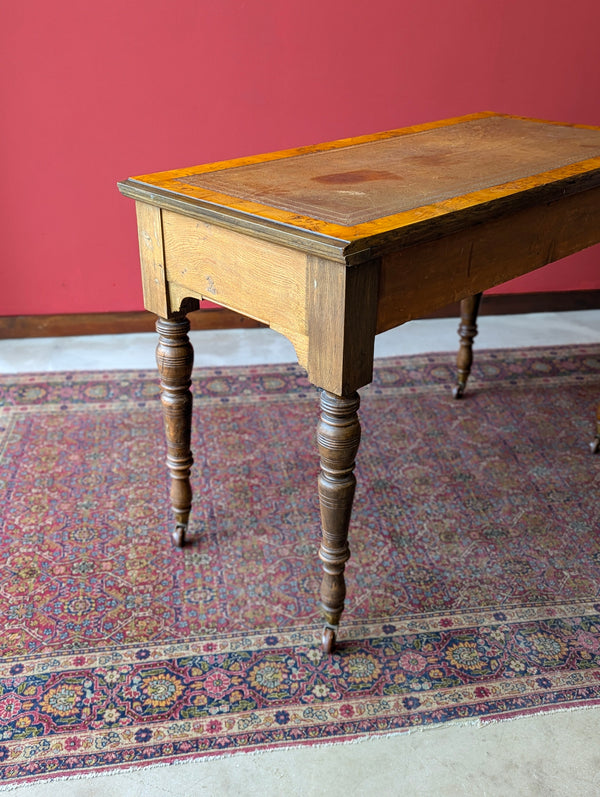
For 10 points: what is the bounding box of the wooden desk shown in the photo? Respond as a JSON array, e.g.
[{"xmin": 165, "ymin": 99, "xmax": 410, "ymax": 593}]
[{"xmin": 118, "ymin": 112, "xmax": 600, "ymax": 652}]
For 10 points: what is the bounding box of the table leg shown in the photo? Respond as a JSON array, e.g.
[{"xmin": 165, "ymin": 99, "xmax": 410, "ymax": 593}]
[
  {"xmin": 317, "ymin": 390, "xmax": 361, "ymax": 653},
  {"xmin": 156, "ymin": 316, "xmax": 194, "ymax": 547},
  {"xmin": 591, "ymin": 402, "xmax": 600, "ymax": 454},
  {"xmin": 453, "ymin": 292, "xmax": 483, "ymax": 399}
]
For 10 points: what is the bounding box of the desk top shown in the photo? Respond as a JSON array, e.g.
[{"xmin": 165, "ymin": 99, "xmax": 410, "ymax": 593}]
[{"xmin": 119, "ymin": 113, "xmax": 600, "ymax": 258}]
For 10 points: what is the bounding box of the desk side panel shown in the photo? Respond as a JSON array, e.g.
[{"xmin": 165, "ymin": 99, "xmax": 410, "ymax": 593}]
[
  {"xmin": 376, "ymin": 185, "xmax": 600, "ymax": 331},
  {"xmin": 161, "ymin": 211, "xmax": 310, "ymax": 364},
  {"xmin": 135, "ymin": 202, "xmax": 171, "ymax": 318}
]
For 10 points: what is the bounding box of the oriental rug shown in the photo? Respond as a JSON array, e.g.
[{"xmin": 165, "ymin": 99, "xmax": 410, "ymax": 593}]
[{"xmin": 1, "ymin": 344, "xmax": 600, "ymax": 786}]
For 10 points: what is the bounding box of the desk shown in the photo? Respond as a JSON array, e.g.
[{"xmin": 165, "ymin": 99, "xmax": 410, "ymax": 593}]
[{"xmin": 118, "ymin": 112, "xmax": 600, "ymax": 652}]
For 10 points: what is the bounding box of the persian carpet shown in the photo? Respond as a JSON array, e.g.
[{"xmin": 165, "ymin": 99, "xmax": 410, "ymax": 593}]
[{"xmin": 1, "ymin": 344, "xmax": 600, "ymax": 786}]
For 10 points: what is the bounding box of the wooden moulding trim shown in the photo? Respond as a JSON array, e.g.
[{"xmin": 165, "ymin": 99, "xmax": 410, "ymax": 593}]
[
  {"xmin": 118, "ymin": 181, "xmax": 353, "ymax": 264},
  {"xmin": 0, "ymin": 308, "xmax": 266, "ymax": 340},
  {"xmin": 119, "ymin": 165, "xmax": 600, "ymax": 264},
  {"xmin": 1, "ymin": 290, "xmax": 599, "ymax": 339}
]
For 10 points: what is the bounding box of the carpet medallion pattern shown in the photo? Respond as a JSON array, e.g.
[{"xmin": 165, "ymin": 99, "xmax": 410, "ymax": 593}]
[{"xmin": 0, "ymin": 345, "xmax": 599, "ymax": 784}]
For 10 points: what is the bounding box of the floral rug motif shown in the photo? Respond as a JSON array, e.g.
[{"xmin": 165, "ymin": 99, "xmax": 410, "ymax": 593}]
[{"xmin": 0, "ymin": 345, "xmax": 599, "ymax": 785}]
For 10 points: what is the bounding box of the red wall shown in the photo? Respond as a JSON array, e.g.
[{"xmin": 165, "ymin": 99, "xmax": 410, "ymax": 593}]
[{"xmin": 2, "ymin": 0, "xmax": 599, "ymax": 317}]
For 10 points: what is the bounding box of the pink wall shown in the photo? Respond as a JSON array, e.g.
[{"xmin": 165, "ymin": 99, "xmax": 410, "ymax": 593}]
[{"xmin": 2, "ymin": 0, "xmax": 599, "ymax": 317}]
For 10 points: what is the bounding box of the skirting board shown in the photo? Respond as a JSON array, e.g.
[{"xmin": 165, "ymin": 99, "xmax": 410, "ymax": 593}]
[{"xmin": 1, "ymin": 291, "xmax": 600, "ymax": 340}]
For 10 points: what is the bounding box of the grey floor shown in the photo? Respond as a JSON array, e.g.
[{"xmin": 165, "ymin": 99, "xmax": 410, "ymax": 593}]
[
  {"xmin": 2, "ymin": 310, "xmax": 600, "ymax": 374},
  {"xmin": 2, "ymin": 310, "xmax": 600, "ymax": 796}
]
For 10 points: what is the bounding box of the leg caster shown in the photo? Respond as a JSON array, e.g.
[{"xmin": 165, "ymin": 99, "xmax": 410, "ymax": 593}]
[
  {"xmin": 322, "ymin": 625, "xmax": 337, "ymax": 654},
  {"xmin": 317, "ymin": 390, "xmax": 361, "ymax": 653},
  {"xmin": 454, "ymin": 293, "xmax": 482, "ymax": 399},
  {"xmin": 156, "ymin": 316, "xmax": 195, "ymax": 546},
  {"xmin": 591, "ymin": 402, "xmax": 600, "ymax": 454},
  {"xmin": 173, "ymin": 522, "xmax": 188, "ymax": 548}
]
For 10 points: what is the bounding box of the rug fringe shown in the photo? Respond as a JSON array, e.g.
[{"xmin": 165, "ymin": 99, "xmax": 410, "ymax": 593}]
[{"xmin": 3, "ymin": 702, "xmax": 600, "ymax": 792}]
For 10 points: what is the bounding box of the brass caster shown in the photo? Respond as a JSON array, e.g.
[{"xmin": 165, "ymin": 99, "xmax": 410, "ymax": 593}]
[
  {"xmin": 453, "ymin": 384, "xmax": 465, "ymax": 400},
  {"xmin": 590, "ymin": 436, "xmax": 600, "ymax": 455},
  {"xmin": 173, "ymin": 523, "xmax": 187, "ymax": 548},
  {"xmin": 322, "ymin": 626, "xmax": 337, "ymax": 654}
]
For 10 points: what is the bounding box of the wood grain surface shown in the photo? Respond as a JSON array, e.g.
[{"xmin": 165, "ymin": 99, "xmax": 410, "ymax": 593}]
[
  {"xmin": 120, "ymin": 113, "xmax": 600, "ymax": 258},
  {"xmin": 183, "ymin": 117, "xmax": 600, "ymax": 226}
]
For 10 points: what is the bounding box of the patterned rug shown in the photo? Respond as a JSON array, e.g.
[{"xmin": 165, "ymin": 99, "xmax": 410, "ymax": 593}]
[{"xmin": 1, "ymin": 344, "xmax": 599, "ymax": 786}]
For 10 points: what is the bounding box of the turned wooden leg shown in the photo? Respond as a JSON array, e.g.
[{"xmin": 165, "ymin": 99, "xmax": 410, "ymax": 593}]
[
  {"xmin": 316, "ymin": 390, "xmax": 361, "ymax": 654},
  {"xmin": 591, "ymin": 401, "xmax": 600, "ymax": 454},
  {"xmin": 453, "ymin": 292, "xmax": 483, "ymax": 399},
  {"xmin": 156, "ymin": 316, "xmax": 194, "ymax": 547}
]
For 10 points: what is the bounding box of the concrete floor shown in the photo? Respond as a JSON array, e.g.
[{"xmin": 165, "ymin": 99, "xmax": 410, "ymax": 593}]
[
  {"xmin": 2, "ymin": 310, "xmax": 600, "ymax": 796},
  {"xmin": 2, "ymin": 310, "xmax": 600, "ymax": 373}
]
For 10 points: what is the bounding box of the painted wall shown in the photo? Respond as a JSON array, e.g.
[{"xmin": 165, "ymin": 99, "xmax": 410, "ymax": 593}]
[{"xmin": 2, "ymin": 0, "xmax": 599, "ymax": 317}]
